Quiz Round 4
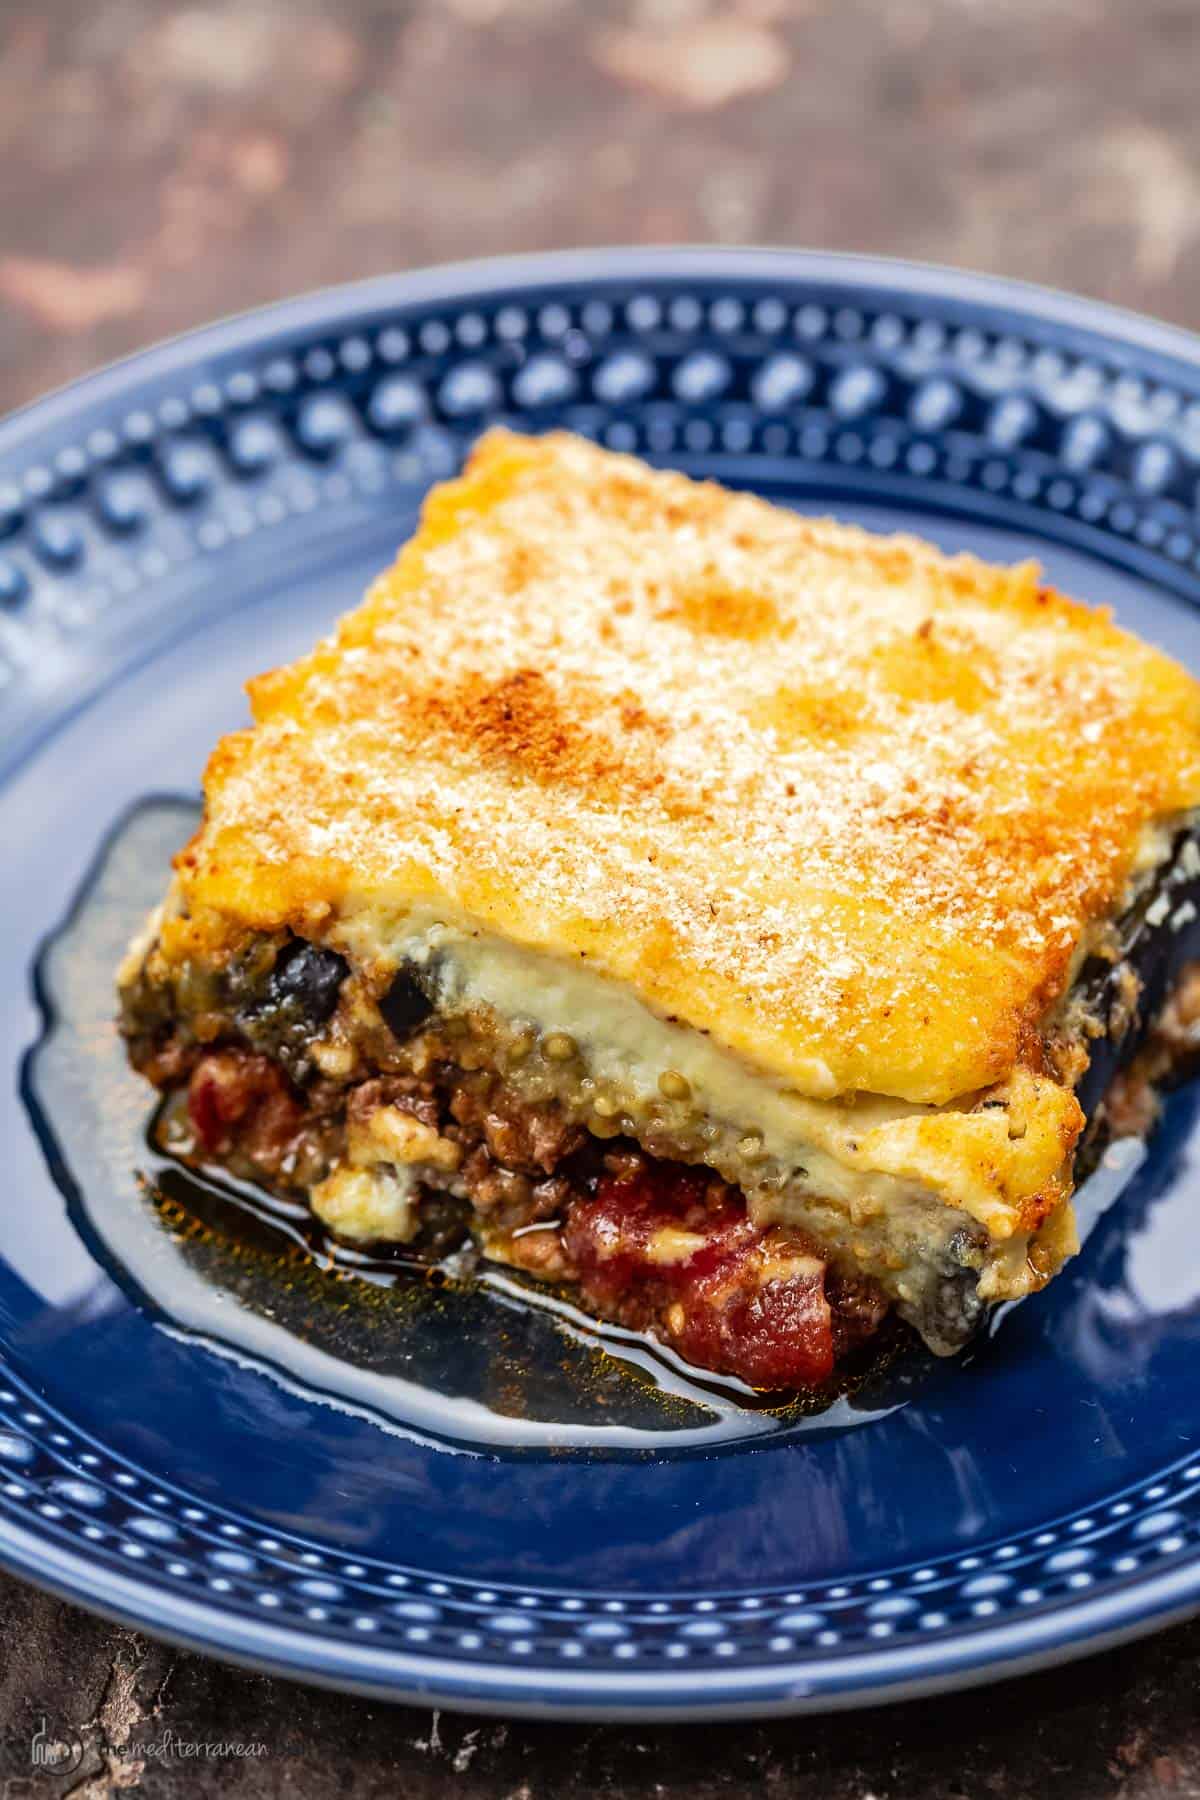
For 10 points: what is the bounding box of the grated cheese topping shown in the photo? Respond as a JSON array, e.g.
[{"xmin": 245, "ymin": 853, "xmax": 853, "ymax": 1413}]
[{"xmin": 178, "ymin": 428, "xmax": 1200, "ymax": 1106}]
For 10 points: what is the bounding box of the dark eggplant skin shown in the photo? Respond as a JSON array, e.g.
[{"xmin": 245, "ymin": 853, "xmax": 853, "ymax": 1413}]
[
  {"xmin": 232, "ymin": 936, "xmax": 350, "ymax": 1077},
  {"xmin": 379, "ymin": 968, "xmax": 435, "ymax": 1039},
  {"xmin": 1072, "ymin": 825, "xmax": 1200, "ymax": 1126},
  {"xmin": 263, "ymin": 939, "xmax": 349, "ymax": 1027},
  {"xmin": 239, "ymin": 942, "xmax": 434, "ymax": 1067}
]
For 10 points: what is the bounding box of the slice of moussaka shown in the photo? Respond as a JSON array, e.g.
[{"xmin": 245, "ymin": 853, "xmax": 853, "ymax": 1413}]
[{"xmin": 118, "ymin": 427, "xmax": 1200, "ymax": 1392}]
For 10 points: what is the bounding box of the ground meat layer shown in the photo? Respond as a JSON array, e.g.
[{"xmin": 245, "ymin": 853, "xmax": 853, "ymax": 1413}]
[{"xmin": 168, "ymin": 1041, "xmax": 889, "ymax": 1391}]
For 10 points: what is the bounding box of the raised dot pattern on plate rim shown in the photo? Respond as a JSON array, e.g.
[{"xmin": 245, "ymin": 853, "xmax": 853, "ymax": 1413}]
[
  {"xmin": 4, "ymin": 277, "xmax": 1200, "ymax": 705},
  {"xmin": 0, "ymin": 1364, "xmax": 1197, "ymax": 1667}
]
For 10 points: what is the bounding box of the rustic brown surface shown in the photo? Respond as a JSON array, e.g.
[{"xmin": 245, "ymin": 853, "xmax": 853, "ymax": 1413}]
[
  {"xmin": 1, "ymin": 1580, "xmax": 1199, "ymax": 1797},
  {"xmin": 3, "ymin": 0, "xmax": 1200, "ymax": 1793},
  {"xmin": 4, "ymin": 0, "xmax": 1200, "ymax": 415}
]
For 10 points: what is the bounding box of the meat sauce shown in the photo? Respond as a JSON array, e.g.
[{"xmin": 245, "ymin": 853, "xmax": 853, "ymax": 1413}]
[
  {"xmin": 185, "ymin": 1047, "xmax": 887, "ymax": 1392},
  {"xmin": 187, "ymin": 1049, "xmax": 324, "ymax": 1181},
  {"xmin": 563, "ymin": 1162, "xmax": 839, "ymax": 1389}
]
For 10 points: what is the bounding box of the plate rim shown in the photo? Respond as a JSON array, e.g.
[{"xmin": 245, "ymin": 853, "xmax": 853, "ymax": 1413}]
[
  {"xmin": 1, "ymin": 1501, "xmax": 1198, "ymax": 1720},
  {"xmin": 6, "ymin": 244, "xmax": 1200, "ymax": 464},
  {"xmin": 4, "ymin": 244, "xmax": 1200, "ymax": 1717}
]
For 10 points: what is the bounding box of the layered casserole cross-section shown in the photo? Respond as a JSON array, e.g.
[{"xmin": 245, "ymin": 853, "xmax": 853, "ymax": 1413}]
[{"xmin": 119, "ymin": 428, "xmax": 1200, "ymax": 1390}]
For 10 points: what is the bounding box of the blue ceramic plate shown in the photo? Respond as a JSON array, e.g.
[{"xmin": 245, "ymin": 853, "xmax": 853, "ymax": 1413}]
[{"xmin": 3, "ymin": 249, "xmax": 1200, "ymax": 1719}]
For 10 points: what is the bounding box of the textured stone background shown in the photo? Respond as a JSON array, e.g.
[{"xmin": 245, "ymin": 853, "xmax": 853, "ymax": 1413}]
[{"xmin": 2, "ymin": 0, "xmax": 1200, "ymax": 1794}]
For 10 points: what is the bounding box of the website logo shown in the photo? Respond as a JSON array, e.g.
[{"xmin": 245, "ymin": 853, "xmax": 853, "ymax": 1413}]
[{"xmin": 28, "ymin": 1716, "xmax": 83, "ymax": 1776}]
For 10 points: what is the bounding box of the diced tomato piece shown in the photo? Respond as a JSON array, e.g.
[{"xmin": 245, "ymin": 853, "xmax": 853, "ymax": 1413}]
[
  {"xmin": 187, "ymin": 1050, "xmax": 301, "ymax": 1156},
  {"xmin": 674, "ymin": 1258, "xmax": 834, "ymax": 1388},
  {"xmin": 563, "ymin": 1161, "xmax": 835, "ymax": 1389},
  {"xmin": 188, "ymin": 1055, "xmax": 245, "ymax": 1152}
]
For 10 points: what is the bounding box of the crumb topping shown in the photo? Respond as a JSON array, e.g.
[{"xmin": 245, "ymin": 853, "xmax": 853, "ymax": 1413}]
[{"xmin": 179, "ymin": 428, "xmax": 1200, "ymax": 1104}]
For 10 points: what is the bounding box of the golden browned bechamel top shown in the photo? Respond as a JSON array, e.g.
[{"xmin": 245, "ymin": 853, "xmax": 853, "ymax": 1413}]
[{"xmin": 177, "ymin": 427, "xmax": 1200, "ymax": 1107}]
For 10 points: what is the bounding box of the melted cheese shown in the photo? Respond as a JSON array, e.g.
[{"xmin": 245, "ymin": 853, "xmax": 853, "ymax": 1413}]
[
  {"xmin": 310, "ymin": 1164, "xmax": 420, "ymax": 1244},
  {"xmin": 331, "ymin": 907, "xmax": 1080, "ymax": 1338},
  {"xmin": 338, "ymin": 904, "xmax": 1077, "ymax": 1242}
]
